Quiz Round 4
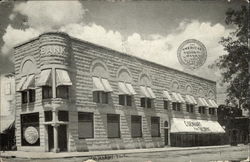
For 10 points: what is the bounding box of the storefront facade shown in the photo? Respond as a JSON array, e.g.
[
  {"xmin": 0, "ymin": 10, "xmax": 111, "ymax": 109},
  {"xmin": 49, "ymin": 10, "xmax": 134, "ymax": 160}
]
[{"xmin": 14, "ymin": 32, "xmax": 224, "ymax": 152}]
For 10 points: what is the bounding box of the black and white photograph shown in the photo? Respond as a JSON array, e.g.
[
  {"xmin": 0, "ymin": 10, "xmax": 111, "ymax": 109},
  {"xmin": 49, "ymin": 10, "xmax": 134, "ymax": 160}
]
[{"xmin": 0, "ymin": 0, "xmax": 249, "ymax": 161}]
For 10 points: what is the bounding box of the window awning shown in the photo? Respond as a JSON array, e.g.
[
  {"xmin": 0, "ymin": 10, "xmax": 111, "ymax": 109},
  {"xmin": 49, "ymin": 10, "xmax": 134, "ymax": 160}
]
[
  {"xmin": 185, "ymin": 95, "xmax": 193, "ymax": 104},
  {"xmin": 118, "ymin": 82, "xmax": 130, "ymax": 95},
  {"xmin": 56, "ymin": 69, "xmax": 72, "ymax": 86},
  {"xmin": 189, "ymin": 96, "xmax": 197, "ymax": 105},
  {"xmin": 198, "ymin": 98, "xmax": 210, "ymax": 107},
  {"xmin": 177, "ymin": 93, "xmax": 185, "ymax": 103},
  {"xmin": 172, "ymin": 92, "xmax": 181, "ymax": 103},
  {"xmin": 101, "ymin": 78, "xmax": 113, "ymax": 92},
  {"xmin": 212, "ymin": 100, "xmax": 218, "ymax": 107},
  {"xmin": 208, "ymin": 99, "xmax": 218, "ymax": 108},
  {"xmin": 163, "ymin": 91, "xmax": 172, "ymax": 101},
  {"xmin": 170, "ymin": 118, "xmax": 225, "ymax": 134},
  {"xmin": 92, "ymin": 77, "xmax": 105, "ymax": 91},
  {"xmin": 16, "ymin": 76, "xmax": 27, "ymax": 92},
  {"xmin": 37, "ymin": 69, "xmax": 52, "ymax": 86},
  {"xmin": 140, "ymin": 86, "xmax": 151, "ymax": 98},
  {"xmin": 22, "ymin": 74, "xmax": 35, "ymax": 91},
  {"xmin": 125, "ymin": 83, "xmax": 136, "ymax": 95},
  {"xmin": 147, "ymin": 87, "xmax": 156, "ymax": 99}
]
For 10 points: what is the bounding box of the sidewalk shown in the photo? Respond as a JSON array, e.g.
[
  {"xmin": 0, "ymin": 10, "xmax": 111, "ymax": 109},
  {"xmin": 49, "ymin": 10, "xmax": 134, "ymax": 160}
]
[{"xmin": 0, "ymin": 144, "xmax": 246, "ymax": 159}]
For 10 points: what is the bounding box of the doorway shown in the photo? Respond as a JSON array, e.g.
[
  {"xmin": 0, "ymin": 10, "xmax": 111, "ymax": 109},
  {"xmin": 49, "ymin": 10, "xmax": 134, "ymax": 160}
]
[
  {"xmin": 164, "ymin": 129, "xmax": 169, "ymax": 145},
  {"xmin": 47, "ymin": 125, "xmax": 67, "ymax": 152}
]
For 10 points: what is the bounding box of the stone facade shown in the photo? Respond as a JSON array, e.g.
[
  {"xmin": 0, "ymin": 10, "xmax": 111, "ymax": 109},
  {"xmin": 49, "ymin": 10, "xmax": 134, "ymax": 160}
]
[{"xmin": 14, "ymin": 32, "xmax": 218, "ymax": 152}]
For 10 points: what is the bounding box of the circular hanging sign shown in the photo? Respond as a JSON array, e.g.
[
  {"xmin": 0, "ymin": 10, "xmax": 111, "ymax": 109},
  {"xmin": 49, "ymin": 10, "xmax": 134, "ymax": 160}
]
[
  {"xmin": 177, "ymin": 39, "xmax": 207, "ymax": 70},
  {"xmin": 24, "ymin": 126, "xmax": 39, "ymax": 144}
]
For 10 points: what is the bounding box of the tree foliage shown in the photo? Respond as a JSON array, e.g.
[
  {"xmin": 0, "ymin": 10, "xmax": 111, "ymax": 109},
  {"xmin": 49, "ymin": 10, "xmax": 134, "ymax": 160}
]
[{"xmin": 215, "ymin": 5, "xmax": 250, "ymax": 105}]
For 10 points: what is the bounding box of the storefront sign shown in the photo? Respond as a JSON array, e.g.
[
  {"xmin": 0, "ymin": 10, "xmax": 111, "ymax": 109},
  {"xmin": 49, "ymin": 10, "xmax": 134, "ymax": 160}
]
[
  {"xmin": 24, "ymin": 126, "xmax": 39, "ymax": 144},
  {"xmin": 184, "ymin": 121, "xmax": 211, "ymax": 132}
]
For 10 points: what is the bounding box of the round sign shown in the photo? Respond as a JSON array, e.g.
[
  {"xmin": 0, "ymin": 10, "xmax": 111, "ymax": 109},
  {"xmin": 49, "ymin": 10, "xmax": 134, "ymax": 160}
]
[
  {"xmin": 24, "ymin": 126, "xmax": 39, "ymax": 144},
  {"xmin": 177, "ymin": 39, "xmax": 207, "ymax": 69}
]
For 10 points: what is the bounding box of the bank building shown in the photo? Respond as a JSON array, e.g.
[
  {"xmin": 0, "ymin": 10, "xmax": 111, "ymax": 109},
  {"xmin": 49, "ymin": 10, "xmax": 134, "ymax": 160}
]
[{"xmin": 14, "ymin": 32, "xmax": 225, "ymax": 152}]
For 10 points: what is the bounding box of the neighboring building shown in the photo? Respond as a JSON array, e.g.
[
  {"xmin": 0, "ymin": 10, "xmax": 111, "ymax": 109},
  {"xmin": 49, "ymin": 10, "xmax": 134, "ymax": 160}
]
[
  {"xmin": 0, "ymin": 73, "xmax": 15, "ymax": 133},
  {"xmin": 14, "ymin": 32, "xmax": 225, "ymax": 152}
]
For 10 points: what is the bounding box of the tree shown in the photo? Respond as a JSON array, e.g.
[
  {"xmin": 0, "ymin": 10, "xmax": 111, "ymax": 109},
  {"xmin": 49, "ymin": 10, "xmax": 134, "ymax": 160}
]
[{"xmin": 213, "ymin": 5, "xmax": 250, "ymax": 107}]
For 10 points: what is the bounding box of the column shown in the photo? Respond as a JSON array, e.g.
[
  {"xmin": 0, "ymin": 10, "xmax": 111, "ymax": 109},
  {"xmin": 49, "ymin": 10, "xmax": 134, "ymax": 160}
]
[{"xmin": 52, "ymin": 109, "xmax": 59, "ymax": 152}]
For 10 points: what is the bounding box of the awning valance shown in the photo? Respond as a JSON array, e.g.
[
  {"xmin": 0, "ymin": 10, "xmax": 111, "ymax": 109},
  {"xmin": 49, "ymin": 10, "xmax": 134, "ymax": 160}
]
[
  {"xmin": 16, "ymin": 77, "xmax": 27, "ymax": 92},
  {"xmin": 170, "ymin": 118, "xmax": 225, "ymax": 134},
  {"xmin": 56, "ymin": 69, "xmax": 72, "ymax": 86},
  {"xmin": 163, "ymin": 91, "xmax": 172, "ymax": 101},
  {"xmin": 22, "ymin": 74, "xmax": 35, "ymax": 90},
  {"xmin": 118, "ymin": 82, "xmax": 130, "ymax": 95},
  {"xmin": 125, "ymin": 83, "xmax": 136, "ymax": 95},
  {"xmin": 177, "ymin": 93, "xmax": 185, "ymax": 103},
  {"xmin": 37, "ymin": 69, "xmax": 52, "ymax": 86},
  {"xmin": 172, "ymin": 92, "xmax": 181, "ymax": 103}
]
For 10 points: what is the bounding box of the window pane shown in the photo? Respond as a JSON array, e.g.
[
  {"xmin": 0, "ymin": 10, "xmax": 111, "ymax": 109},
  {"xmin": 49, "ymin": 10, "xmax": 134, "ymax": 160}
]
[
  {"xmin": 29, "ymin": 89, "xmax": 36, "ymax": 103},
  {"xmin": 126, "ymin": 95, "xmax": 132, "ymax": 106},
  {"xmin": 56, "ymin": 86, "xmax": 69, "ymax": 99},
  {"xmin": 172, "ymin": 102, "xmax": 176, "ymax": 110},
  {"xmin": 44, "ymin": 111, "xmax": 52, "ymax": 122},
  {"xmin": 22, "ymin": 91, "xmax": 28, "ymax": 104},
  {"xmin": 107, "ymin": 114, "xmax": 120, "ymax": 138},
  {"xmin": 119, "ymin": 95, "xmax": 125, "ymax": 105},
  {"xmin": 147, "ymin": 98, "xmax": 152, "ymax": 108},
  {"xmin": 177, "ymin": 103, "xmax": 181, "ymax": 111},
  {"xmin": 141, "ymin": 98, "xmax": 146, "ymax": 107},
  {"xmin": 131, "ymin": 116, "xmax": 142, "ymax": 137},
  {"xmin": 78, "ymin": 112, "xmax": 94, "ymax": 138},
  {"xmin": 102, "ymin": 92, "xmax": 109, "ymax": 104},
  {"xmin": 42, "ymin": 86, "xmax": 52, "ymax": 99},
  {"xmin": 93, "ymin": 91, "xmax": 100, "ymax": 103},
  {"xmin": 164, "ymin": 101, "xmax": 168, "ymax": 109},
  {"xmin": 58, "ymin": 111, "xmax": 69, "ymax": 121},
  {"xmin": 151, "ymin": 117, "xmax": 160, "ymax": 137},
  {"xmin": 186, "ymin": 104, "xmax": 190, "ymax": 112}
]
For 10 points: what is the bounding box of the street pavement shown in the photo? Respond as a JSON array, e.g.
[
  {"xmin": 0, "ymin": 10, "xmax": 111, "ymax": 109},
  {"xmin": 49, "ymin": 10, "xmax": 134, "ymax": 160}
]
[{"xmin": 0, "ymin": 144, "xmax": 249, "ymax": 162}]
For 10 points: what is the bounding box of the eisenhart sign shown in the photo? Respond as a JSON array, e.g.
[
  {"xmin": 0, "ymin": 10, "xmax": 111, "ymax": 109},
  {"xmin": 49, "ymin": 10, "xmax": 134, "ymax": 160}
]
[{"xmin": 184, "ymin": 120, "xmax": 211, "ymax": 132}]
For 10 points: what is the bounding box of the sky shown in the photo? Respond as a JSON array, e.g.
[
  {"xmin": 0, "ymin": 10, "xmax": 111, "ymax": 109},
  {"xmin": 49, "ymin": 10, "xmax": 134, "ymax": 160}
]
[{"xmin": 0, "ymin": 0, "xmax": 247, "ymax": 95}]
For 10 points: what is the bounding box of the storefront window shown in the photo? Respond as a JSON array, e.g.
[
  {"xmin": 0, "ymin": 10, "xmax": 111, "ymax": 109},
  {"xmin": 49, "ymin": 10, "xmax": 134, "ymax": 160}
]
[
  {"xmin": 131, "ymin": 115, "xmax": 142, "ymax": 138},
  {"xmin": 21, "ymin": 113, "xmax": 40, "ymax": 146},
  {"xmin": 107, "ymin": 114, "xmax": 120, "ymax": 138},
  {"xmin": 78, "ymin": 112, "xmax": 94, "ymax": 139},
  {"xmin": 151, "ymin": 117, "xmax": 160, "ymax": 137}
]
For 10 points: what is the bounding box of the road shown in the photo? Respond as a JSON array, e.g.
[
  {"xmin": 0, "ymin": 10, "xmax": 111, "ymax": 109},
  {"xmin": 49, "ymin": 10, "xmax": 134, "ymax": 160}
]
[{"xmin": 1, "ymin": 145, "xmax": 249, "ymax": 162}]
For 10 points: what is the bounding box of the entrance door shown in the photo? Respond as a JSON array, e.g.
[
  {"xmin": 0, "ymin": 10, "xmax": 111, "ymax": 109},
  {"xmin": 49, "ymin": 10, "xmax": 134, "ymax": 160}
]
[
  {"xmin": 164, "ymin": 129, "xmax": 169, "ymax": 145},
  {"xmin": 58, "ymin": 125, "xmax": 67, "ymax": 151},
  {"xmin": 48, "ymin": 125, "xmax": 54, "ymax": 152}
]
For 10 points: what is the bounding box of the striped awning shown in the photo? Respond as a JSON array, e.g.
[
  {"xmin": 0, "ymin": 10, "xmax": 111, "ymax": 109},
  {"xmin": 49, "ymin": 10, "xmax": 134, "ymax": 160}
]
[
  {"xmin": 163, "ymin": 91, "xmax": 172, "ymax": 101},
  {"xmin": 37, "ymin": 69, "xmax": 52, "ymax": 86},
  {"xmin": 125, "ymin": 83, "xmax": 136, "ymax": 95},
  {"xmin": 140, "ymin": 86, "xmax": 151, "ymax": 98},
  {"xmin": 22, "ymin": 74, "xmax": 35, "ymax": 90},
  {"xmin": 198, "ymin": 98, "xmax": 210, "ymax": 107},
  {"xmin": 118, "ymin": 82, "xmax": 130, "ymax": 95},
  {"xmin": 16, "ymin": 76, "xmax": 27, "ymax": 91},
  {"xmin": 92, "ymin": 77, "xmax": 105, "ymax": 91},
  {"xmin": 101, "ymin": 78, "xmax": 113, "ymax": 92},
  {"xmin": 56, "ymin": 69, "xmax": 72, "ymax": 86},
  {"xmin": 208, "ymin": 99, "xmax": 218, "ymax": 108},
  {"xmin": 147, "ymin": 87, "xmax": 156, "ymax": 99}
]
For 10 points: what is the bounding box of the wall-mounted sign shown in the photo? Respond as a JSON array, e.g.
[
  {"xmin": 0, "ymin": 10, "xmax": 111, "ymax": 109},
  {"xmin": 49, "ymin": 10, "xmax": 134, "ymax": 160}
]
[
  {"xmin": 177, "ymin": 39, "xmax": 207, "ymax": 70},
  {"xmin": 24, "ymin": 126, "xmax": 39, "ymax": 144},
  {"xmin": 41, "ymin": 45, "xmax": 66, "ymax": 57}
]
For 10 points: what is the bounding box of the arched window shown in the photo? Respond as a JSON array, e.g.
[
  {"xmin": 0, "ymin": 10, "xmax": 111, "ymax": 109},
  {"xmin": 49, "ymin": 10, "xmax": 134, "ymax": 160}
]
[
  {"xmin": 117, "ymin": 68, "xmax": 136, "ymax": 106},
  {"xmin": 91, "ymin": 60, "xmax": 112, "ymax": 104},
  {"xmin": 171, "ymin": 81, "xmax": 184, "ymax": 111},
  {"xmin": 17, "ymin": 58, "xmax": 37, "ymax": 104},
  {"xmin": 139, "ymin": 73, "xmax": 155, "ymax": 108}
]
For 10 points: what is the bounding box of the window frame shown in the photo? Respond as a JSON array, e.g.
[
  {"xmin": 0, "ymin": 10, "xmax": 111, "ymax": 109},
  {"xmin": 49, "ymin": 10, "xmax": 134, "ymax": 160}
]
[
  {"xmin": 140, "ymin": 97, "xmax": 153, "ymax": 108},
  {"xmin": 42, "ymin": 86, "xmax": 52, "ymax": 99},
  {"xmin": 151, "ymin": 116, "xmax": 160, "ymax": 137},
  {"xmin": 131, "ymin": 115, "xmax": 142, "ymax": 138},
  {"xmin": 78, "ymin": 112, "xmax": 94, "ymax": 139},
  {"xmin": 56, "ymin": 85, "xmax": 69, "ymax": 99},
  {"xmin": 107, "ymin": 114, "xmax": 120, "ymax": 138}
]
